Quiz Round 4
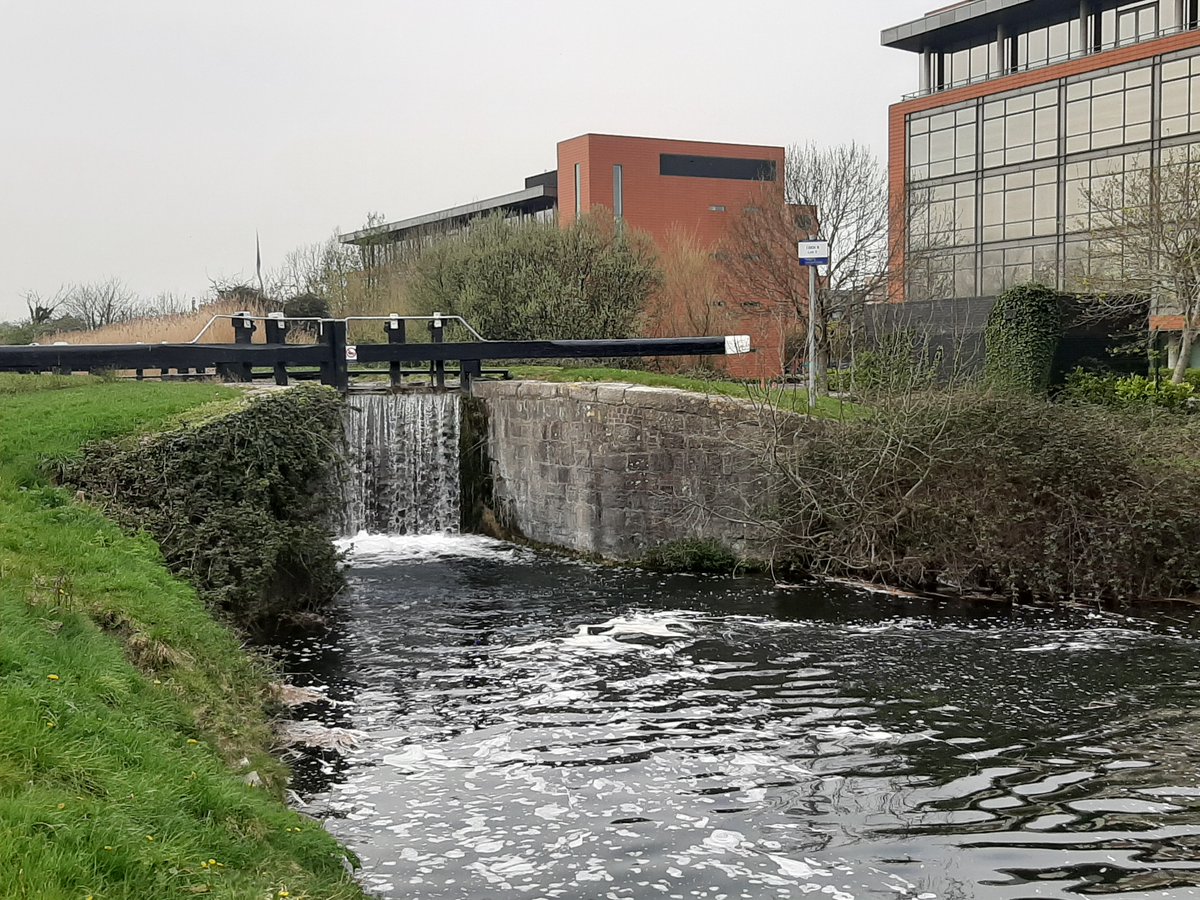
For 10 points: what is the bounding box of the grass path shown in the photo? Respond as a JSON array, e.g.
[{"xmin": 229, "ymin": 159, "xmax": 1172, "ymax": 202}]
[
  {"xmin": 507, "ymin": 365, "xmax": 866, "ymax": 418},
  {"xmin": 0, "ymin": 376, "xmax": 361, "ymax": 899}
]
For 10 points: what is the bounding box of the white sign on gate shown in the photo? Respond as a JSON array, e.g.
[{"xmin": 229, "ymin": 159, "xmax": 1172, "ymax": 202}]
[{"xmin": 345, "ymin": 345, "xmax": 358, "ymax": 362}]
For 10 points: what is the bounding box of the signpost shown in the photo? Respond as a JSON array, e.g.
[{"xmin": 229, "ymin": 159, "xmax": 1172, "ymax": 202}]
[{"xmin": 798, "ymin": 240, "xmax": 830, "ymax": 411}]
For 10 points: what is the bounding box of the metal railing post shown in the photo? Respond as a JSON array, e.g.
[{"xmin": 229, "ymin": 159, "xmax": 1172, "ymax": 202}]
[
  {"xmin": 430, "ymin": 311, "xmax": 445, "ymax": 389},
  {"xmin": 386, "ymin": 314, "xmax": 406, "ymax": 389},
  {"xmin": 322, "ymin": 319, "xmax": 350, "ymax": 391},
  {"xmin": 221, "ymin": 311, "xmax": 257, "ymax": 382},
  {"xmin": 264, "ymin": 312, "xmax": 290, "ymax": 386},
  {"xmin": 460, "ymin": 358, "xmax": 481, "ymax": 393}
]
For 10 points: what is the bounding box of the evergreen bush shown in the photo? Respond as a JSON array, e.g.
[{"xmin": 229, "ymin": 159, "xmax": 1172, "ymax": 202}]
[
  {"xmin": 1064, "ymin": 369, "xmax": 1196, "ymax": 411},
  {"xmin": 984, "ymin": 283, "xmax": 1063, "ymax": 393}
]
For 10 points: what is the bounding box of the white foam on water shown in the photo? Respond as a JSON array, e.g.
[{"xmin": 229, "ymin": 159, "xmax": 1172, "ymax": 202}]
[
  {"xmin": 1011, "ymin": 628, "xmax": 1153, "ymax": 653},
  {"xmin": 336, "ymin": 531, "xmax": 524, "ymax": 564}
]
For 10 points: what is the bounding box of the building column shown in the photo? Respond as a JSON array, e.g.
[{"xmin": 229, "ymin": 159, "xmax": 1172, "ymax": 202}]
[
  {"xmin": 1177, "ymin": 0, "xmax": 1187, "ymax": 30},
  {"xmin": 920, "ymin": 48, "xmax": 932, "ymax": 92},
  {"xmin": 996, "ymin": 23, "xmax": 1008, "ymax": 73},
  {"xmin": 1079, "ymin": 0, "xmax": 1090, "ymax": 51}
]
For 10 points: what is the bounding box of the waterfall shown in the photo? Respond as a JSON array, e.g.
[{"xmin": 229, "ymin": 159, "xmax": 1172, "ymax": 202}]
[{"xmin": 340, "ymin": 392, "xmax": 461, "ymax": 536}]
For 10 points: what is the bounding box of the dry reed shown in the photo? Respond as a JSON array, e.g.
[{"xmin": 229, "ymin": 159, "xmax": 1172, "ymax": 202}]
[{"xmin": 41, "ymin": 298, "xmax": 270, "ymax": 345}]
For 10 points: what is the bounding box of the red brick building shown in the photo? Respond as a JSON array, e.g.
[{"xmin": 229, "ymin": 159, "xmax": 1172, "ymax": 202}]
[{"xmin": 341, "ymin": 133, "xmax": 797, "ymax": 378}]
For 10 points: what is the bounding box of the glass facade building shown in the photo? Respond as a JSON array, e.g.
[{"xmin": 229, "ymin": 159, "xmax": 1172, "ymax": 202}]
[{"xmin": 885, "ymin": 0, "xmax": 1200, "ymax": 311}]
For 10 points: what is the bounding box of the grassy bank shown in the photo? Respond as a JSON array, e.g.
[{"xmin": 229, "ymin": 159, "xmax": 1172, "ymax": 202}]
[
  {"xmin": 508, "ymin": 365, "xmax": 864, "ymax": 419},
  {"xmin": 0, "ymin": 376, "xmax": 361, "ymax": 898}
]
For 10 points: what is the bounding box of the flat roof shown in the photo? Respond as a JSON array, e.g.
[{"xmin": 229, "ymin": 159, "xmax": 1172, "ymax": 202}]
[
  {"xmin": 339, "ymin": 184, "xmax": 557, "ymax": 245},
  {"xmin": 883, "ymin": 0, "xmax": 1068, "ymax": 53},
  {"xmin": 558, "ymin": 132, "xmax": 784, "ymax": 153}
]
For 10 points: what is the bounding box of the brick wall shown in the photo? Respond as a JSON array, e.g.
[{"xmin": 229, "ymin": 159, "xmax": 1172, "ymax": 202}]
[{"xmin": 556, "ymin": 134, "xmax": 798, "ymax": 378}]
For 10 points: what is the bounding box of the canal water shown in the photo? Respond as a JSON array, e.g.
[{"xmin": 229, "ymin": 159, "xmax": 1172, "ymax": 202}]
[{"xmin": 271, "ymin": 533, "xmax": 1200, "ymax": 900}]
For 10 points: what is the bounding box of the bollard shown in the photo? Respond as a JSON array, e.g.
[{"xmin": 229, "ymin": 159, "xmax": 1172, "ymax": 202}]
[{"xmin": 232, "ymin": 311, "xmax": 257, "ymax": 344}]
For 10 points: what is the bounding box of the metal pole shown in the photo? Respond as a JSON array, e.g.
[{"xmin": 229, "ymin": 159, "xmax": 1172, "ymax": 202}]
[{"xmin": 807, "ymin": 263, "xmax": 817, "ymax": 411}]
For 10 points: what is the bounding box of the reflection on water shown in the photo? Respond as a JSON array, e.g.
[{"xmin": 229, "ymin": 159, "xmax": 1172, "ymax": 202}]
[{"xmin": 265, "ymin": 533, "xmax": 1200, "ymax": 899}]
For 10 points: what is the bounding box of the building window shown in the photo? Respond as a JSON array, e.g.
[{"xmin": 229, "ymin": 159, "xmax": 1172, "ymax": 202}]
[
  {"xmin": 981, "ymin": 165, "xmax": 1058, "ymax": 243},
  {"xmin": 911, "ymin": 179, "xmax": 975, "ymax": 248},
  {"xmin": 659, "ymin": 154, "xmax": 777, "ymax": 181},
  {"xmin": 1064, "ymin": 66, "xmax": 1152, "ymax": 153},
  {"xmin": 909, "ymin": 105, "xmax": 976, "ymax": 181},
  {"xmin": 980, "ymin": 243, "xmax": 1057, "ymax": 295},
  {"xmin": 942, "ymin": 41, "xmax": 998, "ymax": 88},
  {"xmin": 574, "ymin": 163, "xmax": 582, "ymax": 218},
  {"xmin": 1101, "ymin": 0, "xmax": 1166, "ymax": 47},
  {"xmin": 906, "ymin": 248, "xmax": 977, "ymax": 300},
  {"xmin": 1161, "ymin": 53, "xmax": 1200, "ymax": 137},
  {"xmin": 709, "ymin": 205, "xmax": 727, "ymax": 212},
  {"xmin": 1064, "ymin": 150, "xmax": 1150, "ymax": 233},
  {"xmin": 982, "ymin": 87, "xmax": 1058, "ymax": 168},
  {"xmin": 613, "ymin": 164, "xmax": 623, "ymax": 220}
]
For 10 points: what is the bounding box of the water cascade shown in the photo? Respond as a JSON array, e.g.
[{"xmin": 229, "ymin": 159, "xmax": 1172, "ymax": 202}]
[{"xmin": 339, "ymin": 391, "xmax": 461, "ymax": 536}]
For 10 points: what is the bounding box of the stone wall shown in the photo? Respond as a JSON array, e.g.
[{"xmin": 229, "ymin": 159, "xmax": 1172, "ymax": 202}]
[{"xmin": 471, "ymin": 380, "xmax": 778, "ymax": 560}]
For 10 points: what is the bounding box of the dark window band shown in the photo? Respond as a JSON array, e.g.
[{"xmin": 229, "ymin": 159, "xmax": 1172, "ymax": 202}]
[{"xmin": 660, "ymin": 154, "xmax": 777, "ymax": 181}]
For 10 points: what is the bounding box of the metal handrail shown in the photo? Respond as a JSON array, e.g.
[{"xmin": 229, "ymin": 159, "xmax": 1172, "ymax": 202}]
[
  {"xmin": 902, "ymin": 23, "xmax": 1198, "ymax": 101},
  {"xmin": 187, "ymin": 313, "xmax": 488, "ymax": 344}
]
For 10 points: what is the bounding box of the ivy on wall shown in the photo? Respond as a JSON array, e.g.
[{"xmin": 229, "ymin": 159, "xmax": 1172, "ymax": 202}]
[
  {"xmin": 985, "ymin": 283, "xmax": 1063, "ymax": 394},
  {"xmin": 61, "ymin": 385, "xmax": 346, "ymax": 630}
]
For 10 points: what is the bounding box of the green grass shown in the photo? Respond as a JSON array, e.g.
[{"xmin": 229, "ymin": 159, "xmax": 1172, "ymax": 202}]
[
  {"xmin": 508, "ymin": 365, "xmax": 866, "ymax": 419},
  {"xmin": 0, "ymin": 376, "xmax": 361, "ymax": 898},
  {"xmin": 0, "ymin": 373, "xmax": 102, "ymax": 395}
]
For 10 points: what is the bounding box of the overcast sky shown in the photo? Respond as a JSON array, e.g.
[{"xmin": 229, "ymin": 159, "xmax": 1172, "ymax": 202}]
[{"xmin": 0, "ymin": 0, "xmax": 931, "ymax": 321}]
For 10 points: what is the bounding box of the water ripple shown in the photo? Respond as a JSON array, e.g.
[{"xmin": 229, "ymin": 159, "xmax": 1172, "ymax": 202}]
[{"xmin": 266, "ymin": 535, "xmax": 1200, "ymax": 899}]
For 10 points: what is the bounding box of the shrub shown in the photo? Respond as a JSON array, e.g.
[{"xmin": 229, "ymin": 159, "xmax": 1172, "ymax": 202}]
[
  {"xmin": 826, "ymin": 333, "xmax": 943, "ymax": 396},
  {"xmin": 407, "ymin": 210, "xmax": 661, "ymax": 341},
  {"xmin": 1156, "ymin": 368, "xmax": 1200, "ymax": 391},
  {"xmin": 1064, "ymin": 369, "xmax": 1196, "ymax": 411},
  {"xmin": 641, "ymin": 538, "xmax": 740, "ymax": 573},
  {"xmin": 767, "ymin": 390, "xmax": 1200, "ymax": 602},
  {"xmin": 283, "ymin": 292, "xmax": 331, "ymax": 319},
  {"xmin": 985, "ymin": 283, "xmax": 1062, "ymax": 394}
]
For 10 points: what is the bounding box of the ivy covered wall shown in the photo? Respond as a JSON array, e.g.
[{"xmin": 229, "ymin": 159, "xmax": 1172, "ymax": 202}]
[{"xmin": 60, "ymin": 385, "xmax": 346, "ymax": 629}]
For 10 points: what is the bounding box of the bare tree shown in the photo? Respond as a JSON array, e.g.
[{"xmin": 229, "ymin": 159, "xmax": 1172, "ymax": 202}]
[
  {"xmin": 1079, "ymin": 147, "xmax": 1200, "ymax": 383},
  {"xmin": 144, "ymin": 291, "xmax": 196, "ymax": 317},
  {"xmin": 641, "ymin": 227, "xmax": 733, "ymax": 369},
  {"xmin": 63, "ymin": 278, "xmax": 141, "ymax": 330},
  {"xmin": 22, "ymin": 286, "xmax": 70, "ymax": 324},
  {"xmin": 721, "ymin": 143, "xmax": 929, "ymax": 389},
  {"xmin": 269, "ymin": 232, "xmax": 360, "ymax": 312}
]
